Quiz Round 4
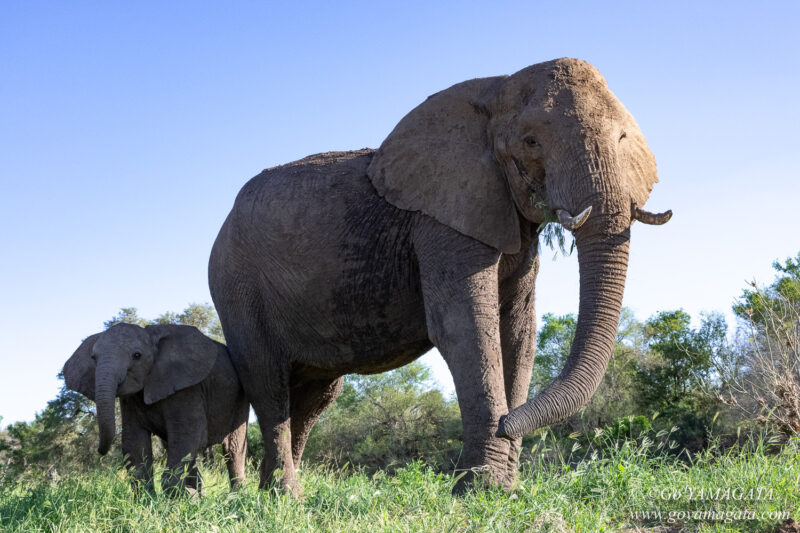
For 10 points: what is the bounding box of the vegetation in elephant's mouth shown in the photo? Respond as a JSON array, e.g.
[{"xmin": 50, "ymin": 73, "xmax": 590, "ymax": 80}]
[{"xmin": 530, "ymin": 191, "xmax": 575, "ymax": 257}]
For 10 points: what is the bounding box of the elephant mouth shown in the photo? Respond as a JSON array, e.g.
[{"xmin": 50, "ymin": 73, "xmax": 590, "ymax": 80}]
[{"xmin": 117, "ymin": 377, "xmax": 143, "ymax": 396}]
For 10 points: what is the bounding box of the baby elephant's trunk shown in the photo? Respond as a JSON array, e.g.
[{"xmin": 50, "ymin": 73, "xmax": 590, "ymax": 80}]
[{"xmin": 94, "ymin": 362, "xmax": 119, "ymax": 455}]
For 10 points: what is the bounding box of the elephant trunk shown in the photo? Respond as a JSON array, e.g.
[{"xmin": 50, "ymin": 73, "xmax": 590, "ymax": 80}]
[
  {"xmin": 497, "ymin": 227, "xmax": 630, "ymax": 439},
  {"xmin": 95, "ymin": 362, "xmax": 120, "ymax": 455}
]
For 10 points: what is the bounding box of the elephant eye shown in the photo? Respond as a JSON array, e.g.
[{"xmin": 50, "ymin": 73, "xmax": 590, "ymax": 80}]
[
  {"xmin": 619, "ymin": 132, "xmax": 627, "ymax": 141},
  {"xmin": 524, "ymin": 136, "xmax": 538, "ymax": 147},
  {"xmin": 132, "ymin": 352, "xmax": 142, "ymax": 360}
]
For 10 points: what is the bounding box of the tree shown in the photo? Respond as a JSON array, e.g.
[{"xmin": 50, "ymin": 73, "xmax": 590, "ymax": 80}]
[
  {"xmin": 531, "ymin": 313, "xmax": 576, "ymax": 395},
  {"xmin": 103, "ymin": 307, "xmax": 150, "ymax": 329},
  {"xmin": 104, "ymin": 303, "xmax": 223, "ymax": 341},
  {"xmin": 0, "ymin": 386, "xmax": 104, "ymax": 482},
  {"xmin": 155, "ymin": 302, "xmax": 224, "ymax": 342},
  {"xmin": 531, "ymin": 307, "xmax": 734, "ymax": 450},
  {"xmin": 298, "ymin": 361, "xmax": 461, "ymax": 471},
  {"xmin": 734, "ymin": 252, "xmax": 800, "ymax": 324},
  {"xmin": 637, "ymin": 310, "xmax": 720, "ymax": 408},
  {"xmin": 724, "ymin": 253, "xmax": 800, "ymax": 436}
]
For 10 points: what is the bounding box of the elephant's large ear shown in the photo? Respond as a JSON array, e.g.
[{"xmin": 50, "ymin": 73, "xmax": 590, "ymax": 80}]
[
  {"xmin": 620, "ymin": 108, "xmax": 659, "ymax": 210},
  {"xmin": 367, "ymin": 77, "xmax": 522, "ymax": 254},
  {"xmin": 143, "ymin": 325, "xmax": 219, "ymax": 405},
  {"xmin": 63, "ymin": 333, "xmax": 101, "ymax": 401}
]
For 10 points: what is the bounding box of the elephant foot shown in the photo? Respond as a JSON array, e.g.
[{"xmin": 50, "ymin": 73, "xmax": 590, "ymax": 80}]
[
  {"xmin": 161, "ymin": 471, "xmax": 203, "ymax": 498},
  {"xmin": 259, "ymin": 464, "xmax": 303, "ymax": 498},
  {"xmin": 451, "ymin": 430, "xmax": 514, "ymax": 494},
  {"xmin": 259, "ymin": 477, "xmax": 303, "ymax": 498},
  {"xmin": 451, "ymin": 463, "xmax": 514, "ymax": 494}
]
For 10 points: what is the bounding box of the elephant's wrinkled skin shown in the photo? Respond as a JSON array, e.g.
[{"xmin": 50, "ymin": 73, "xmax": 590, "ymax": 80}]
[
  {"xmin": 63, "ymin": 324, "xmax": 249, "ymax": 493},
  {"xmin": 208, "ymin": 58, "xmax": 671, "ymax": 495}
]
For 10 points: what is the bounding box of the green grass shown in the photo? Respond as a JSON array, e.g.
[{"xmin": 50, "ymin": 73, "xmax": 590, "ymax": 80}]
[{"xmin": 1, "ymin": 437, "xmax": 798, "ymax": 532}]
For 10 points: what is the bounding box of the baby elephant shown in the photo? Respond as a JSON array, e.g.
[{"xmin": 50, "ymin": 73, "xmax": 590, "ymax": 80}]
[{"xmin": 63, "ymin": 323, "xmax": 249, "ymax": 493}]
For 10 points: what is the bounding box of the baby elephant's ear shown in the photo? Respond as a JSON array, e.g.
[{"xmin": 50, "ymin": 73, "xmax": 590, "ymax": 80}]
[
  {"xmin": 143, "ymin": 325, "xmax": 219, "ymax": 405},
  {"xmin": 63, "ymin": 333, "xmax": 101, "ymax": 400}
]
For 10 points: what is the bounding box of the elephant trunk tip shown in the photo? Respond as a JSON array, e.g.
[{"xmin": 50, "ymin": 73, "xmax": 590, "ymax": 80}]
[{"xmin": 495, "ymin": 414, "xmax": 522, "ymax": 440}]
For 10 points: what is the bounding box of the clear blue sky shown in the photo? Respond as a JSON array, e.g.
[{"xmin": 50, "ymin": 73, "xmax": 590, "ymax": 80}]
[{"xmin": 1, "ymin": 1, "xmax": 798, "ymax": 426}]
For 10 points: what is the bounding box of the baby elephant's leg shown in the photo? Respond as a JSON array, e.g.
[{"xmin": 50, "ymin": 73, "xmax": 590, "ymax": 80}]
[
  {"xmin": 163, "ymin": 445, "xmax": 202, "ymax": 496},
  {"xmin": 120, "ymin": 402, "xmax": 154, "ymax": 494},
  {"xmin": 162, "ymin": 415, "xmax": 206, "ymax": 496},
  {"xmin": 222, "ymin": 418, "xmax": 248, "ymax": 489}
]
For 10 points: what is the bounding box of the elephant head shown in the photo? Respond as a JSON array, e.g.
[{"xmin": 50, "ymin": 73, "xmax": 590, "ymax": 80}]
[
  {"xmin": 62, "ymin": 323, "xmax": 218, "ymax": 454},
  {"xmin": 367, "ymin": 58, "xmax": 671, "ymax": 439}
]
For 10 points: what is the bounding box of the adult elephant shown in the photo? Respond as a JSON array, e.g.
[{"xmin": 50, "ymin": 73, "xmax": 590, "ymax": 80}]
[{"xmin": 209, "ymin": 58, "xmax": 671, "ymax": 495}]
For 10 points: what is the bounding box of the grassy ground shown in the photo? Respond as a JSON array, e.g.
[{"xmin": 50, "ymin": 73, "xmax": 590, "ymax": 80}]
[{"xmin": 1, "ymin": 437, "xmax": 798, "ymax": 532}]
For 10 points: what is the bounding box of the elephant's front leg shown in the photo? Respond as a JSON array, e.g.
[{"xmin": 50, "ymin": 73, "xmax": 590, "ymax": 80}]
[
  {"xmin": 162, "ymin": 414, "xmax": 206, "ymax": 496},
  {"xmin": 415, "ymin": 224, "xmax": 511, "ymax": 491},
  {"xmin": 499, "ymin": 247, "xmax": 539, "ymax": 481},
  {"xmin": 120, "ymin": 401, "xmax": 154, "ymax": 494},
  {"xmin": 163, "ymin": 449, "xmax": 201, "ymax": 496}
]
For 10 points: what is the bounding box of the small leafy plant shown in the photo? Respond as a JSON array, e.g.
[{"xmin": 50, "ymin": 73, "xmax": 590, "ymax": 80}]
[{"xmin": 531, "ymin": 192, "xmax": 575, "ymax": 257}]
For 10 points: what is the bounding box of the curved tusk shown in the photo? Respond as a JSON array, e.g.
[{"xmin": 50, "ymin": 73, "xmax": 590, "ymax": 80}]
[
  {"xmin": 556, "ymin": 206, "xmax": 592, "ymax": 231},
  {"xmin": 633, "ymin": 206, "xmax": 673, "ymax": 225}
]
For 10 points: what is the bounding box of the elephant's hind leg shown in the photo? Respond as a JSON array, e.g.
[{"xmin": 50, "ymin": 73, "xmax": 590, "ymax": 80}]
[
  {"xmin": 290, "ymin": 376, "xmax": 344, "ymax": 468},
  {"xmin": 239, "ymin": 362, "xmax": 297, "ymax": 494},
  {"xmin": 251, "ymin": 379, "xmax": 297, "ymax": 495},
  {"xmin": 213, "ymin": 276, "xmax": 301, "ymax": 496},
  {"xmin": 224, "ymin": 315, "xmax": 299, "ymax": 496}
]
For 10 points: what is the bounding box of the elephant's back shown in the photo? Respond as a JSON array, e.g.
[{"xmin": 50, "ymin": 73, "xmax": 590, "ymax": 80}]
[
  {"xmin": 279, "ymin": 148, "xmax": 376, "ymax": 171},
  {"xmin": 212, "ymin": 149, "xmax": 378, "ymax": 266},
  {"xmin": 237, "ymin": 148, "xmax": 376, "ymax": 201}
]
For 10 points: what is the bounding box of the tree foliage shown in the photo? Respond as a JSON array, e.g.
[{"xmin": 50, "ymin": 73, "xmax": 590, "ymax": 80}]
[
  {"xmin": 531, "ymin": 312, "xmax": 576, "ymax": 395},
  {"xmin": 103, "ymin": 307, "xmax": 150, "ymax": 329},
  {"xmin": 532, "ymin": 307, "xmax": 730, "ymax": 450},
  {"xmin": 0, "ymin": 389, "xmax": 103, "ymax": 483},
  {"xmin": 533, "ymin": 308, "xmax": 646, "ymax": 430},
  {"xmin": 723, "ymin": 253, "xmax": 800, "ymax": 436},
  {"xmin": 296, "ymin": 362, "xmax": 461, "ymax": 472},
  {"xmin": 636, "ymin": 310, "xmax": 722, "ymax": 407},
  {"xmin": 104, "ymin": 303, "xmax": 224, "ymax": 341},
  {"xmin": 734, "ymin": 252, "xmax": 800, "ymax": 324},
  {"xmin": 154, "ymin": 303, "xmax": 224, "ymax": 342}
]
